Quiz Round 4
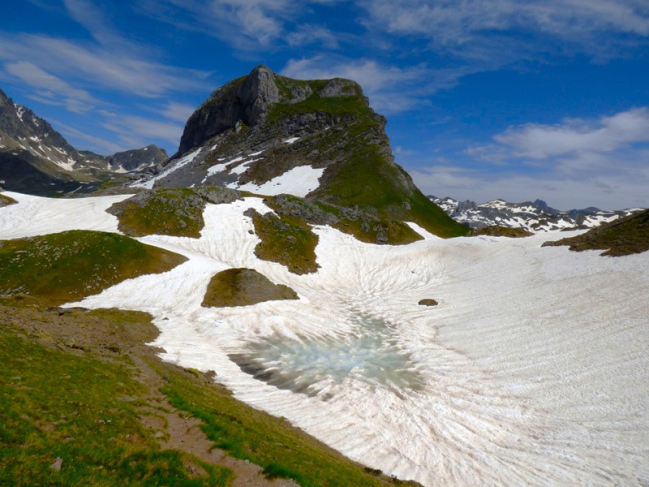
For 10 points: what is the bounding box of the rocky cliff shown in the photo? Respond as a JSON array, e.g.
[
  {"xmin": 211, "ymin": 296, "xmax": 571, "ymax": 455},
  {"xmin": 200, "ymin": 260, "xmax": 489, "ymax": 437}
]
[{"xmin": 138, "ymin": 66, "xmax": 467, "ymax": 239}]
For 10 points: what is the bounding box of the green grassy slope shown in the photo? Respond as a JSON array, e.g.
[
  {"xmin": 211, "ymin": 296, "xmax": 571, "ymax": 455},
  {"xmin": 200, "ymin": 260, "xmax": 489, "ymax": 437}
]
[
  {"xmin": 0, "ymin": 230, "xmax": 187, "ymax": 305},
  {"xmin": 0, "ymin": 298, "xmax": 421, "ymax": 486},
  {"xmin": 267, "ymin": 76, "xmax": 469, "ymax": 238},
  {"xmin": 543, "ymin": 209, "xmax": 649, "ymax": 256}
]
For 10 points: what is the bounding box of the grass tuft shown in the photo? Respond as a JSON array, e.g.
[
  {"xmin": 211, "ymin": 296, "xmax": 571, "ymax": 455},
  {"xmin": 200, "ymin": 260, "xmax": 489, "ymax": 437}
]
[{"xmin": 247, "ymin": 209, "xmax": 319, "ymax": 274}]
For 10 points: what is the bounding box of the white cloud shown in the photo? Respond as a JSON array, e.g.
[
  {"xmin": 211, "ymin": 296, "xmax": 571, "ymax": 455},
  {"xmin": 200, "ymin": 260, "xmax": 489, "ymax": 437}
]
[
  {"xmin": 5, "ymin": 61, "xmax": 96, "ymax": 113},
  {"xmin": 102, "ymin": 115, "xmax": 184, "ymax": 148},
  {"xmin": 0, "ymin": 34, "xmax": 210, "ymax": 99},
  {"xmin": 492, "ymin": 108, "xmax": 649, "ymax": 159},
  {"xmin": 282, "ymin": 57, "xmax": 470, "ymax": 112},
  {"xmin": 161, "ymin": 102, "xmax": 196, "ymax": 123},
  {"xmin": 51, "ymin": 119, "xmax": 125, "ymax": 154},
  {"xmin": 286, "ymin": 25, "xmax": 340, "ymax": 49},
  {"xmin": 413, "ymin": 107, "xmax": 649, "ymax": 209},
  {"xmin": 411, "ymin": 164, "xmax": 649, "ymax": 210},
  {"xmin": 359, "ymin": 0, "xmax": 649, "ymax": 59},
  {"xmin": 144, "ymin": 0, "xmax": 293, "ymax": 50}
]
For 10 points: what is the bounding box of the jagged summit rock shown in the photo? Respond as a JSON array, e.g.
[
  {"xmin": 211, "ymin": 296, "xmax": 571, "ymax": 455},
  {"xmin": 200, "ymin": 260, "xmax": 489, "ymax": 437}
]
[
  {"xmin": 178, "ymin": 65, "xmax": 362, "ymax": 155},
  {"xmin": 139, "ymin": 66, "xmax": 467, "ymax": 239},
  {"xmin": 0, "ymin": 87, "xmax": 167, "ymax": 196}
]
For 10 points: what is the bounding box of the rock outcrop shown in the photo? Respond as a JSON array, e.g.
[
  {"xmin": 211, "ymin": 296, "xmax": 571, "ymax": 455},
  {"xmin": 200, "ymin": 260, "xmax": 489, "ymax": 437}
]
[{"xmin": 143, "ymin": 66, "xmax": 468, "ymax": 239}]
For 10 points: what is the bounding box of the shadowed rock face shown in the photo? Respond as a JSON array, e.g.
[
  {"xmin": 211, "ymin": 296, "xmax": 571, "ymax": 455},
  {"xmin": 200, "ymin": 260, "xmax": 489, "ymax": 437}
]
[{"xmin": 178, "ymin": 66, "xmax": 280, "ymax": 154}]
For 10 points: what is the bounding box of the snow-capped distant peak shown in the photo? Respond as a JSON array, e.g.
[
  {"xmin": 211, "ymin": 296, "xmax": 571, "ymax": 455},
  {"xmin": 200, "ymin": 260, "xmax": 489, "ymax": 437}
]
[{"xmin": 429, "ymin": 195, "xmax": 641, "ymax": 232}]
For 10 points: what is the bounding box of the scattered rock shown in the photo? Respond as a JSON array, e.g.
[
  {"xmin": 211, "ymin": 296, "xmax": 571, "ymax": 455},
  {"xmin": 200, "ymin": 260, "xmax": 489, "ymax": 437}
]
[{"xmin": 50, "ymin": 457, "xmax": 63, "ymax": 471}]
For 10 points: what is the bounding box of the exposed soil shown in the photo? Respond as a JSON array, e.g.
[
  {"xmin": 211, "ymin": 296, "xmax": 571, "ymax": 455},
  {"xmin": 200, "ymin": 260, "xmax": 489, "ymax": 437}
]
[{"xmin": 0, "ymin": 297, "xmax": 295, "ymax": 486}]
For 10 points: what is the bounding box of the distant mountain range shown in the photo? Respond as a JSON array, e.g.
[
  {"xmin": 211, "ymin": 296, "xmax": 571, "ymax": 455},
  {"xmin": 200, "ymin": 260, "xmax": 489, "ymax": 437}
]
[
  {"xmin": 429, "ymin": 195, "xmax": 640, "ymax": 232},
  {"xmin": 0, "ymin": 88, "xmax": 167, "ymax": 196}
]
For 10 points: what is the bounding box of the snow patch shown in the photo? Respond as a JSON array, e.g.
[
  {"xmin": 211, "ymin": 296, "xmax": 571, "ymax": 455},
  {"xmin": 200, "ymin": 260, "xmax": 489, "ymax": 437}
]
[
  {"xmin": 229, "ymin": 165, "xmax": 324, "ymax": 197},
  {"xmin": 283, "ymin": 136, "xmax": 300, "ymax": 144}
]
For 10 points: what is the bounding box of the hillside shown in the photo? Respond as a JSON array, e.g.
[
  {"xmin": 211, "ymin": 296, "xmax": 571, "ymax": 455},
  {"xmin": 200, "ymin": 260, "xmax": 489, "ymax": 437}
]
[
  {"xmin": 0, "ymin": 88, "xmax": 167, "ymax": 196},
  {"xmin": 133, "ymin": 66, "xmax": 468, "ymax": 239},
  {"xmin": 542, "ymin": 209, "xmax": 649, "ymax": 256},
  {"xmin": 1, "ymin": 190, "xmax": 648, "ymax": 486}
]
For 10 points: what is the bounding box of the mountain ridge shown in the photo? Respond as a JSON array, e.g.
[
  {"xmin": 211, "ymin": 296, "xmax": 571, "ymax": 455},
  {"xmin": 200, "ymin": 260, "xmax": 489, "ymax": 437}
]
[
  {"xmin": 0, "ymin": 88, "xmax": 167, "ymax": 196},
  {"xmin": 429, "ymin": 194, "xmax": 641, "ymax": 232}
]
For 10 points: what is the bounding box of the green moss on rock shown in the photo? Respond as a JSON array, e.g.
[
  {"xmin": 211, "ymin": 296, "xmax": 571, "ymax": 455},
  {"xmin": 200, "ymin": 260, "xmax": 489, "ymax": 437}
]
[
  {"xmin": 0, "ymin": 193, "xmax": 17, "ymax": 207},
  {"xmin": 108, "ymin": 187, "xmax": 240, "ymax": 238},
  {"xmin": 246, "ymin": 208, "xmax": 319, "ymax": 275},
  {"xmin": 202, "ymin": 268, "xmax": 298, "ymax": 307}
]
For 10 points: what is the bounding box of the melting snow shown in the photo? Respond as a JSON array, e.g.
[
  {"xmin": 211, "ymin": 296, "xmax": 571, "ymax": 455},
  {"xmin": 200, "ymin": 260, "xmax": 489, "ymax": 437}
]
[
  {"xmin": 0, "ymin": 192, "xmax": 131, "ymax": 238},
  {"xmin": 283, "ymin": 136, "xmax": 300, "ymax": 144},
  {"xmin": 1, "ymin": 194, "xmax": 648, "ymax": 486},
  {"xmin": 229, "ymin": 165, "xmax": 325, "ymax": 197}
]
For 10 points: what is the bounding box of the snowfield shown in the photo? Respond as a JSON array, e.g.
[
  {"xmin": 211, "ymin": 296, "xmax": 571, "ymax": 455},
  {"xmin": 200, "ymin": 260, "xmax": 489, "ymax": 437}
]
[{"xmin": 1, "ymin": 192, "xmax": 648, "ymax": 486}]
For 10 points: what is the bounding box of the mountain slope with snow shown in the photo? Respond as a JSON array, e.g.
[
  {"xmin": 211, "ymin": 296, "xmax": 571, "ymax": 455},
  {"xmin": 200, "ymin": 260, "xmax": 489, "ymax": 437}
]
[
  {"xmin": 1, "ymin": 190, "xmax": 647, "ymax": 486},
  {"xmin": 132, "ymin": 66, "xmax": 466, "ymax": 239},
  {"xmin": 0, "ymin": 88, "xmax": 167, "ymax": 195},
  {"xmin": 430, "ymin": 195, "xmax": 640, "ymax": 232}
]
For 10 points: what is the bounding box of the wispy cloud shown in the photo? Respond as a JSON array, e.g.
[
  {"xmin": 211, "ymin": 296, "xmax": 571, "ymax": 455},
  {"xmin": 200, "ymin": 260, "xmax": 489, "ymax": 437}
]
[
  {"xmin": 413, "ymin": 107, "xmax": 649, "ymax": 209},
  {"xmin": 4, "ymin": 61, "xmax": 97, "ymax": 113},
  {"xmin": 142, "ymin": 0, "xmax": 349, "ymax": 51},
  {"xmin": 286, "ymin": 25, "xmax": 341, "ymax": 49},
  {"xmin": 282, "ymin": 56, "xmax": 470, "ymax": 112},
  {"xmin": 143, "ymin": 0, "xmax": 293, "ymax": 50},
  {"xmin": 0, "ymin": 34, "xmax": 210, "ymax": 99},
  {"xmin": 359, "ymin": 0, "xmax": 649, "ymax": 60},
  {"xmin": 102, "ymin": 115, "xmax": 185, "ymax": 151},
  {"xmin": 160, "ymin": 102, "xmax": 197, "ymax": 123}
]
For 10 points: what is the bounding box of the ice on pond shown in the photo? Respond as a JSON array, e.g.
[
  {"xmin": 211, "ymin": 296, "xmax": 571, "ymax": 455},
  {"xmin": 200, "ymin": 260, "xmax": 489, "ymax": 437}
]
[{"xmin": 230, "ymin": 312, "xmax": 424, "ymax": 398}]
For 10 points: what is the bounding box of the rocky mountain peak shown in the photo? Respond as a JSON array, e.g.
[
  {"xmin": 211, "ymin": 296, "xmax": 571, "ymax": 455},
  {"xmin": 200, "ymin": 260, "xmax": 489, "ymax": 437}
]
[
  {"xmin": 141, "ymin": 67, "xmax": 468, "ymax": 239},
  {"xmin": 178, "ymin": 65, "xmax": 282, "ymax": 154},
  {"xmin": 240, "ymin": 65, "xmax": 280, "ymax": 125}
]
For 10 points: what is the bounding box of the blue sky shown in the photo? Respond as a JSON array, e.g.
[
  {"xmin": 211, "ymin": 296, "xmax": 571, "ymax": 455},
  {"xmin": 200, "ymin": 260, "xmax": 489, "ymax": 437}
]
[{"xmin": 1, "ymin": 0, "xmax": 648, "ymax": 209}]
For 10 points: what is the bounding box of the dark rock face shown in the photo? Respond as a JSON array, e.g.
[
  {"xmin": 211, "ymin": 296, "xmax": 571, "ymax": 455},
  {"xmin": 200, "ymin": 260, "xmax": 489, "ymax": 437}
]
[
  {"xmin": 107, "ymin": 145, "xmax": 167, "ymax": 172},
  {"xmin": 178, "ymin": 66, "xmax": 280, "ymax": 154},
  {"xmin": 151, "ymin": 66, "xmax": 468, "ymax": 238}
]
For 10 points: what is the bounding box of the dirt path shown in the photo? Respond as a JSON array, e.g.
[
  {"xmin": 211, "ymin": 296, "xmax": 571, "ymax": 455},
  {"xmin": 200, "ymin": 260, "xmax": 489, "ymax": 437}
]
[{"xmin": 132, "ymin": 355, "xmax": 297, "ymax": 486}]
